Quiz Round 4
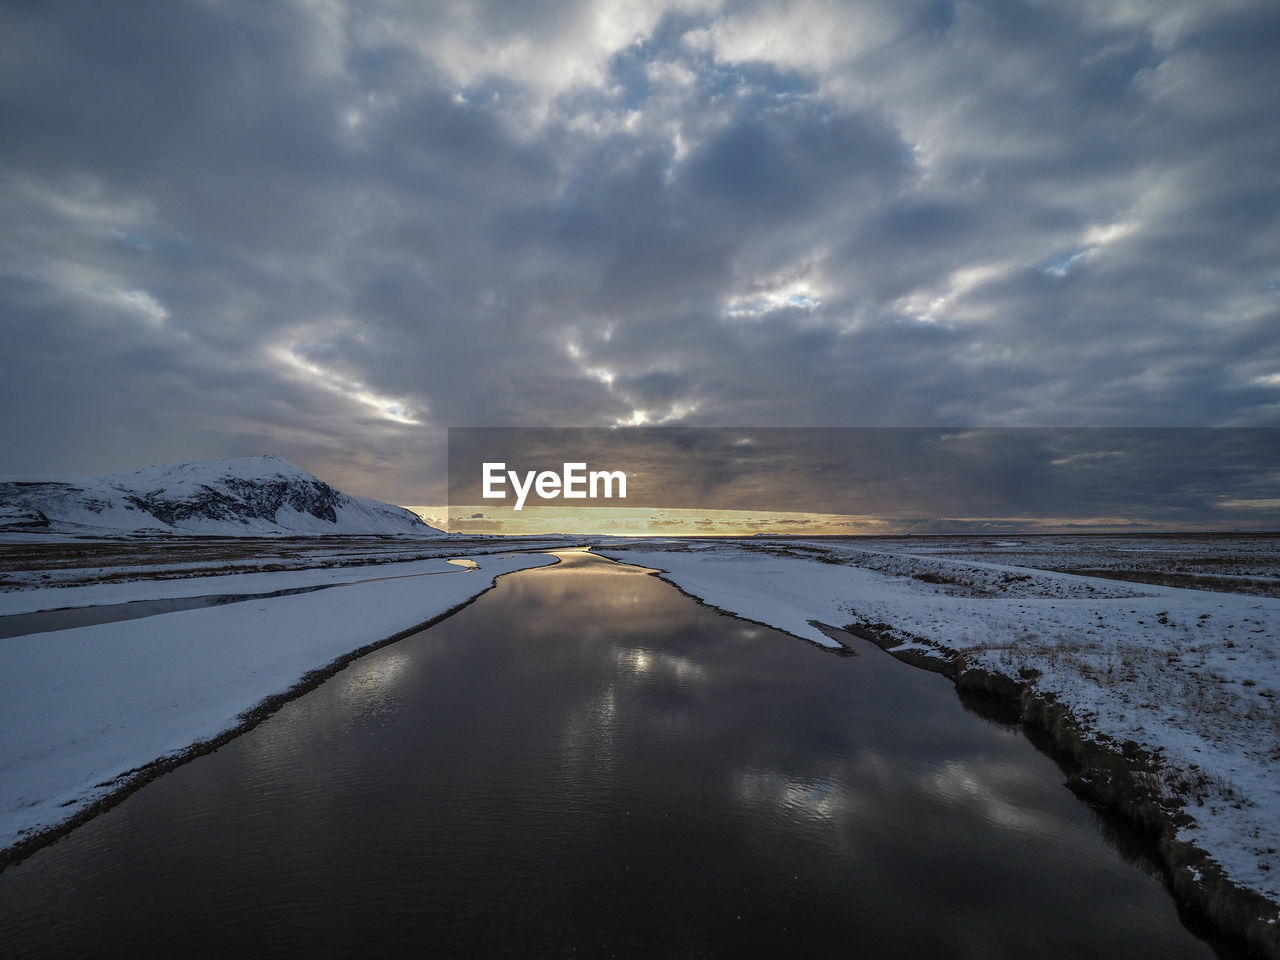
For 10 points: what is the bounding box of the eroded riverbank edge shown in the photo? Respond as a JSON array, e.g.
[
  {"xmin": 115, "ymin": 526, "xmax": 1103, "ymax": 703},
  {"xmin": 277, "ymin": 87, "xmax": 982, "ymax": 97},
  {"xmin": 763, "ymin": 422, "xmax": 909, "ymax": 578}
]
[
  {"xmin": 844, "ymin": 619, "xmax": 1280, "ymax": 960},
  {"xmin": 0, "ymin": 551, "xmax": 564, "ymax": 874}
]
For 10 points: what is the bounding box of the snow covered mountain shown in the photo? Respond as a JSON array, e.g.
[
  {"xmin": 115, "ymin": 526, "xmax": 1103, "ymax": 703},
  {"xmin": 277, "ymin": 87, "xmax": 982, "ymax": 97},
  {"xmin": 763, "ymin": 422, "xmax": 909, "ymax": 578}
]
[{"xmin": 0, "ymin": 455, "xmax": 445, "ymax": 537}]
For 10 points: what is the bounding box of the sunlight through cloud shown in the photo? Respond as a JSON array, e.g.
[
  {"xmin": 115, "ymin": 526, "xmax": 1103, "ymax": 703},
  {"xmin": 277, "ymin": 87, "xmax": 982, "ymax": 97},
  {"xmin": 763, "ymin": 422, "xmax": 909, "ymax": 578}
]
[{"xmin": 273, "ymin": 345, "xmax": 424, "ymax": 425}]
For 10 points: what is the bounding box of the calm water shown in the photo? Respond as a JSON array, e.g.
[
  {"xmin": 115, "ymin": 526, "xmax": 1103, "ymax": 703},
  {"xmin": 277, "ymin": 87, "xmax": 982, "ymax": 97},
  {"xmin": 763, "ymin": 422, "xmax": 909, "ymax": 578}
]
[
  {"xmin": 0, "ymin": 588, "xmax": 333, "ymax": 639},
  {"xmin": 0, "ymin": 552, "xmax": 1229, "ymax": 957}
]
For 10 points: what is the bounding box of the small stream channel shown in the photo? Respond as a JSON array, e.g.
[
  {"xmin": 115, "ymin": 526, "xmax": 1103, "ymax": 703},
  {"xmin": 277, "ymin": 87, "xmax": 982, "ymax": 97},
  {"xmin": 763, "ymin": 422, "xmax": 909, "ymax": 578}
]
[{"xmin": 0, "ymin": 561, "xmax": 477, "ymax": 640}]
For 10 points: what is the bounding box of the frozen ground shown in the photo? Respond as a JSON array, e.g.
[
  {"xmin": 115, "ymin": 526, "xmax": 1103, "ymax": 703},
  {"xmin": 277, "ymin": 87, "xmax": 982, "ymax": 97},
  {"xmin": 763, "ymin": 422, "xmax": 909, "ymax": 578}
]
[
  {"xmin": 0, "ymin": 534, "xmax": 576, "ymax": 592},
  {"xmin": 0, "ymin": 556, "xmax": 478, "ymax": 617},
  {"xmin": 801, "ymin": 534, "xmax": 1280, "ymax": 597},
  {"xmin": 595, "ymin": 537, "xmax": 1280, "ymax": 914},
  {"xmin": 0, "ymin": 548, "xmax": 557, "ymax": 858}
]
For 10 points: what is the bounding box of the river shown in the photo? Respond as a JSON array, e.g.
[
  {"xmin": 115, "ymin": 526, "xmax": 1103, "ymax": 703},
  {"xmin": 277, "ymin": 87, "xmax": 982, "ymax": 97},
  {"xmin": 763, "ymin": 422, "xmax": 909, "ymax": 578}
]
[{"xmin": 0, "ymin": 551, "xmax": 1232, "ymax": 957}]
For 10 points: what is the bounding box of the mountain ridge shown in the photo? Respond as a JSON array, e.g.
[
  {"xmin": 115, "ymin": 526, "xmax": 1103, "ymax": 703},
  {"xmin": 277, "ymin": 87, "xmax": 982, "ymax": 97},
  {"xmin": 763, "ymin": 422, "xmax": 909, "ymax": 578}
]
[{"xmin": 0, "ymin": 455, "xmax": 444, "ymax": 537}]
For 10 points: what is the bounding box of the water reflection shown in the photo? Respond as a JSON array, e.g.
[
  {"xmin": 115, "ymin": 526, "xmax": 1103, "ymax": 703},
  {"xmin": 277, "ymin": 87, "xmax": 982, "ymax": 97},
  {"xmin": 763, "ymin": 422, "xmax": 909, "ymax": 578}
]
[
  {"xmin": 735, "ymin": 768, "xmax": 858, "ymax": 824},
  {"xmin": 920, "ymin": 757, "xmax": 1062, "ymax": 836},
  {"xmin": 560, "ymin": 685, "xmax": 619, "ymax": 765},
  {"xmin": 0, "ymin": 551, "xmax": 1235, "ymax": 959},
  {"xmin": 340, "ymin": 649, "xmax": 413, "ymax": 715},
  {"xmin": 613, "ymin": 646, "xmax": 706, "ymax": 683}
]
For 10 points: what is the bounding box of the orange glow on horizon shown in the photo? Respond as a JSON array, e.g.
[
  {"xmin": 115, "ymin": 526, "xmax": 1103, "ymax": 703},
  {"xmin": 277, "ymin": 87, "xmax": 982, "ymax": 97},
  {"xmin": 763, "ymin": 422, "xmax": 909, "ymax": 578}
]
[{"xmin": 402, "ymin": 505, "xmax": 1185, "ymax": 537}]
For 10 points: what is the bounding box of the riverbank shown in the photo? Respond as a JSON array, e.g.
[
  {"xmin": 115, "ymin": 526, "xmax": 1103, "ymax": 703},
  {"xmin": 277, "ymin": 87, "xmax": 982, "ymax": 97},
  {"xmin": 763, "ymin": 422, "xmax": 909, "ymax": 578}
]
[
  {"xmin": 0, "ymin": 549, "xmax": 558, "ymax": 867},
  {"xmin": 593, "ymin": 537, "xmax": 1280, "ymax": 958}
]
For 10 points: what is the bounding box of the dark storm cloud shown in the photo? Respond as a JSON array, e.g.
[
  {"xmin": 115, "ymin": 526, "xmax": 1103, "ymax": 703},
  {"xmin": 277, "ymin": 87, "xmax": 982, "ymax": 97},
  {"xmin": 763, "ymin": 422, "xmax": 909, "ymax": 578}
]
[{"xmin": 1, "ymin": 0, "xmax": 1277, "ymax": 504}]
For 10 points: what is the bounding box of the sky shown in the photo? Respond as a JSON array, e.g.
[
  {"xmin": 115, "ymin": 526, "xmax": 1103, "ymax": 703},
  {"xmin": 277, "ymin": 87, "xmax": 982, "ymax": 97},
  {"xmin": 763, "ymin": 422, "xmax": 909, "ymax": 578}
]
[
  {"xmin": 438, "ymin": 427, "xmax": 1279, "ymax": 534},
  {"xmin": 2, "ymin": 0, "xmax": 1279, "ymax": 512}
]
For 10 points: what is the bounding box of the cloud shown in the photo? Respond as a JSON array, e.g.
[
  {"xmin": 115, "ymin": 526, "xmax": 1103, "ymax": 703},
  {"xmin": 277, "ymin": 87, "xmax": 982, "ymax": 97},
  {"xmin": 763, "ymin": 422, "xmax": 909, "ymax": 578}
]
[{"xmin": 1, "ymin": 0, "xmax": 1277, "ymax": 503}]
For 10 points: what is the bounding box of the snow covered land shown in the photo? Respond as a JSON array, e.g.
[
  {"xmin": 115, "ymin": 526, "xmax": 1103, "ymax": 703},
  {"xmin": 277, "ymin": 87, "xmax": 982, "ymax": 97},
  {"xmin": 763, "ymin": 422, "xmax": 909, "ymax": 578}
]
[
  {"xmin": 594, "ymin": 537, "xmax": 1280, "ymax": 943},
  {"xmin": 0, "ymin": 455, "xmax": 442, "ymax": 536},
  {"xmin": 830, "ymin": 534, "xmax": 1280, "ymax": 598},
  {"xmin": 0, "ymin": 534, "xmax": 576, "ymax": 598},
  {"xmin": 0, "ymin": 548, "xmax": 557, "ymax": 861}
]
